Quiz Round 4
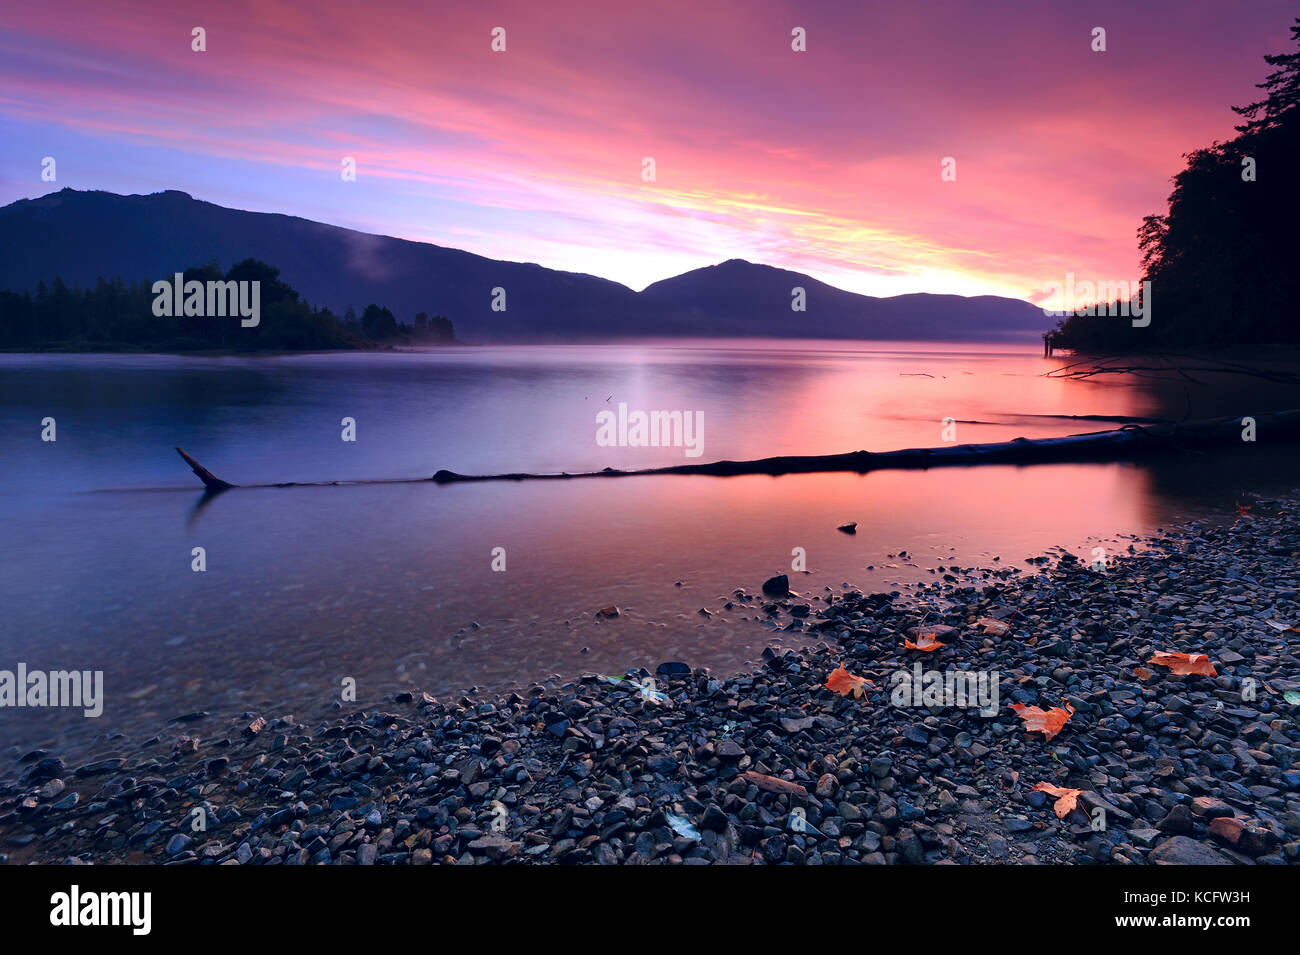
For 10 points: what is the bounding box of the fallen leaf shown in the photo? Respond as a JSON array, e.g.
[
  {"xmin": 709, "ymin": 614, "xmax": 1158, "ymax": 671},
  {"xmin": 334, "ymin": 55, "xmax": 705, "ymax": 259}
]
[
  {"xmin": 1010, "ymin": 702, "xmax": 1076, "ymax": 741},
  {"xmin": 1149, "ymin": 651, "xmax": 1217, "ymax": 676},
  {"xmin": 904, "ymin": 632, "xmax": 946, "ymax": 652},
  {"xmin": 825, "ymin": 665, "xmax": 871, "ymax": 699},
  {"xmin": 665, "ymin": 812, "xmax": 700, "ymax": 841},
  {"xmin": 1132, "ymin": 666, "xmax": 1154, "ymax": 681},
  {"xmin": 1033, "ymin": 782, "xmax": 1084, "ymax": 818},
  {"xmin": 976, "ymin": 617, "xmax": 1010, "ymax": 636}
]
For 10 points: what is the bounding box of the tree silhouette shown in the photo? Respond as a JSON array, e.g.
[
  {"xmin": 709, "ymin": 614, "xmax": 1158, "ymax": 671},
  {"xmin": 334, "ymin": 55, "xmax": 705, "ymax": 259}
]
[
  {"xmin": 1053, "ymin": 18, "xmax": 1300, "ymax": 351},
  {"xmin": 0, "ymin": 261, "xmax": 456, "ymax": 351}
]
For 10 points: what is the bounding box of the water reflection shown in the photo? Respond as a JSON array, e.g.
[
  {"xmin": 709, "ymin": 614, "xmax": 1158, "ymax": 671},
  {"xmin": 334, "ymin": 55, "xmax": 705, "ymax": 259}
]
[{"xmin": 0, "ymin": 341, "xmax": 1296, "ymax": 761}]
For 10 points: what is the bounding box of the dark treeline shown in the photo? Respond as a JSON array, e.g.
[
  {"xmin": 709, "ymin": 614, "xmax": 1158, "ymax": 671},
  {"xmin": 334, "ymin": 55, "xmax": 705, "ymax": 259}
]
[
  {"xmin": 1052, "ymin": 19, "xmax": 1300, "ymax": 352},
  {"xmin": 0, "ymin": 258, "xmax": 456, "ymax": 351}
]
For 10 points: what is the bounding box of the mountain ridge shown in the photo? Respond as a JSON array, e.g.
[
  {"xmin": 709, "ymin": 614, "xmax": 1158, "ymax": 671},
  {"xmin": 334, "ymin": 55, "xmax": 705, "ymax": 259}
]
[{"xmin": 0, "ymin": 188, "xmax": 1049, "ymax": 343}]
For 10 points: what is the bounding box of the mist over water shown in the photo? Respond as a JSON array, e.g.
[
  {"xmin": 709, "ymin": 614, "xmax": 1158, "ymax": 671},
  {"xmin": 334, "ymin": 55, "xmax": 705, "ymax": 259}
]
[{"xmin": 2, "ymin": 340, "xmax": 1297, "ymax": 761}]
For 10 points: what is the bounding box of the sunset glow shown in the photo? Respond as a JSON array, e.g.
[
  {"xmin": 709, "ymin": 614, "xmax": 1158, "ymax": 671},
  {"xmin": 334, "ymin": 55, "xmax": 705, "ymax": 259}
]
[{"xmin": 1, "ymin": 1, "xmax": 1294, "ymax": 299}]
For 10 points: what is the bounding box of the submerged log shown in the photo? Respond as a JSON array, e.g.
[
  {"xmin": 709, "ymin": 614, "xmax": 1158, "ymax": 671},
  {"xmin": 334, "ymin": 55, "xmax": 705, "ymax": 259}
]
[
  {"xmin": 176, "ymin": 447, "xmax": 236, "ymax": 490},
  {"xmin": 177, "ymin": 410, "xmax": 1300, "ymax": 490}
]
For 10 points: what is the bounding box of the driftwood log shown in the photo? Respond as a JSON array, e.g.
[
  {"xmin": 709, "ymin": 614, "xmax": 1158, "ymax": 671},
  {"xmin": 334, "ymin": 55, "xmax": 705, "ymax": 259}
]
[{"xmin": 176, "ymin": 409, "xmax": 1300, "ymax": 492}]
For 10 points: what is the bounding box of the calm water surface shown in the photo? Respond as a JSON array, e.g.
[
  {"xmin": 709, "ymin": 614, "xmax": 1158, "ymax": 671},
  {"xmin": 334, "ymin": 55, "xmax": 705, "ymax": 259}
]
[{"xmin": 2, "ymin": 340, "xmax": 1297, "ymax": 762}]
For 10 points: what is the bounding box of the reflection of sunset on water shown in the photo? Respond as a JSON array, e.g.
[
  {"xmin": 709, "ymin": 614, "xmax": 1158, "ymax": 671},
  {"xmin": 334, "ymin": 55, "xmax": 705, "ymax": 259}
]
[{"xmin": 3, "ymin": 342, "xmax": 1296, "ymax": 761}]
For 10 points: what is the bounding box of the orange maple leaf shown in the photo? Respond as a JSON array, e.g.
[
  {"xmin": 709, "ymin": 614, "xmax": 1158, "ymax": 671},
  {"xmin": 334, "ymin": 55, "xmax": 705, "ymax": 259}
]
[
  {"xmin": 1149, "ymin": 651, "xmax": 1217, "ymax": 677},
  {"xmin": 825, "ymin": 665, "xmax": 871, "ymax": 699},
  {"xmin": 1033, "ymin": 782, "xmax": 1084, "ymax": 818},
  {"xmin": 1010, "ymin": 702, "xmax": 1075, "ymax": 741},
  {"xmin": 904, "ymin": 632, "xmax": 946, "ymax": 652}
]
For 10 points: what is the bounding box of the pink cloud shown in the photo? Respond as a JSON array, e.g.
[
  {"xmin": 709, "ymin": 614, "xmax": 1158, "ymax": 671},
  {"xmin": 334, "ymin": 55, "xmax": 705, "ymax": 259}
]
[{"xmin": 3, "ymin": 0, "xmax": 1295, "ymax": 296}]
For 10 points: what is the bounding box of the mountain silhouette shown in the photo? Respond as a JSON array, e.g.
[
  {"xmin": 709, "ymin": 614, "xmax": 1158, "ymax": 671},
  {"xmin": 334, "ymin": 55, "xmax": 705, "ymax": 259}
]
[
  {"xmin": 644, "ymin": 259, "xmax": 1046, "ymax": 340},
  {"xmin": 0, "ymin": 189, "xmax": 1047, "ymax": 343}
]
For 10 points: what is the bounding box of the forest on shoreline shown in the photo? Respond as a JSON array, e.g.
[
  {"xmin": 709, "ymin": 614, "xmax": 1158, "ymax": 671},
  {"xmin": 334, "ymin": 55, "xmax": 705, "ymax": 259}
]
[
  {"xmin": 0, "ymin": 258, "xmax": 456, "ymax": 352},
  {"xmin": 1051, "ymin": 19, "xmax": 1300, "ymax": 353}
]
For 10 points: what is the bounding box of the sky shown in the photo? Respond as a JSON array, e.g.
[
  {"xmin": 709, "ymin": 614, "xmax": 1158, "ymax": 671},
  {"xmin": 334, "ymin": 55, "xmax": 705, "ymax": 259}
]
[{"xmin": 1, "ymin": 0, "xmax": 1294, "ymax": 304}]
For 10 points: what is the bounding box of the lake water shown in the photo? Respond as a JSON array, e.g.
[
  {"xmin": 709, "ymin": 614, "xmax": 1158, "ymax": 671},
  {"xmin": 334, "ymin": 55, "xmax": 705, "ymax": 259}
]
[{"xmin": 2, "ymin": 340, "xmax": 1298, "ymax": 763}]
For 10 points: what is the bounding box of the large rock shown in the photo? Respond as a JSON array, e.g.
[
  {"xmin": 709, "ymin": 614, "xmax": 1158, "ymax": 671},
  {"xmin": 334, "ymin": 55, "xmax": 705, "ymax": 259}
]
[
  {"xmin": 467, "ymin": 833, "xmax": 519, "ymax": 861},
  {"xmin": 1191, "ymin": 796, "xmax": 1234, "ymax": 820},
  {"xmin": 762, "ymin": 574, "xmax": 790, "ymax": 596},
  {"xmin": 1156, "ymin": 804, "xmax": 1194, "ymax": 834},
  {"xmin": 715, "ymin": 740, "xmax": 745, "ymax": 761},
  {"xmin": 1208, "ymin": 817, "xmax": 1276, "ymax": 856},
  {"xmin": 1149, "ymin": 836, "xmax": 1235, "ymax": 865},
  {"xmin": 656, "ymin": 661, "xmax": 691, "ymax": 678},
  {"xmin": 905, "ymin": 625, "xmax": 956, "ymax": 640}
]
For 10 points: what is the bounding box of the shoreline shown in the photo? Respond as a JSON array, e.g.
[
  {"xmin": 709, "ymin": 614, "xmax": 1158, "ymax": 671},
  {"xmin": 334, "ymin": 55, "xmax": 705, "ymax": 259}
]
[
  {"xmin": 6, "ymin": 342, "xmax": 1300, "ymax": 356},
  {"xmin": 2, "ymin": 500, "xmax": 1298, "ymax": 865},
  {"xmin": 0, "ymin": 341, "xmax": 464, "ymax": 357}
]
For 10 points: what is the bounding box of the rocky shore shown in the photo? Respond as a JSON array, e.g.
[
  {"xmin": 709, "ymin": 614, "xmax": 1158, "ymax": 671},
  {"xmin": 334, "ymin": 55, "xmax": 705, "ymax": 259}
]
[{"xmin": 2, "ymin": 498, "xmax": 1299, "ymax": 865}]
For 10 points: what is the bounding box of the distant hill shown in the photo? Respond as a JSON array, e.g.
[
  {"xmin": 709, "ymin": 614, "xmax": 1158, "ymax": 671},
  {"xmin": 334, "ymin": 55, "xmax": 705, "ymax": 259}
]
[
  {"xmin": 643, "ymin": 259, "xmax": 1047, "ymax": 341},
  {"xmin": 0, "ymin": 189, "xmax": 1047, "ymax": 343}
]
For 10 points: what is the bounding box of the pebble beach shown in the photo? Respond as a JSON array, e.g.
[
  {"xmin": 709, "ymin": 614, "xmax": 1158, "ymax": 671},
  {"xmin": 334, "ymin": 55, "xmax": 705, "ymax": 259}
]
[{"xmin": 3, "ymin": 496, "xmax": 1298, "ymax": 866}]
